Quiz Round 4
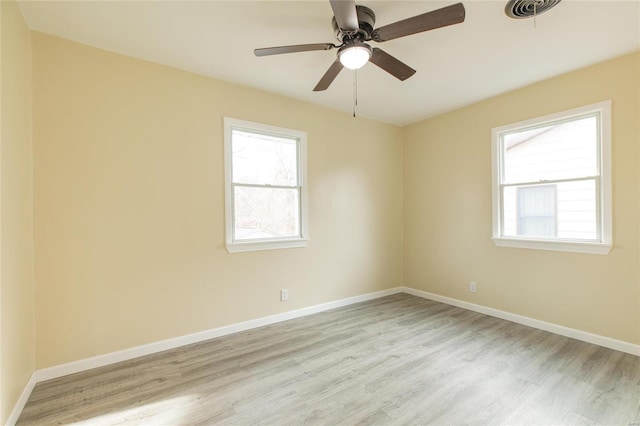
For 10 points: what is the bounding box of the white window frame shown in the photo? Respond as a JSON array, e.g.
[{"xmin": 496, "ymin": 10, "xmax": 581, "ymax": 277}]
[
  {"xmin": 491, "ymin": 101, "xmax": 612, "ymax": 255},
  {"xmin": 224, "ymin": 117, "xmax": 309, "ymax": 253}
]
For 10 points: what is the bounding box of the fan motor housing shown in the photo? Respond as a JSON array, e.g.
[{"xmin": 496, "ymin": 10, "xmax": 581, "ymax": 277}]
[{"xmin": 332, "ymin": 5, "xmax": 376, "ymax": 42}]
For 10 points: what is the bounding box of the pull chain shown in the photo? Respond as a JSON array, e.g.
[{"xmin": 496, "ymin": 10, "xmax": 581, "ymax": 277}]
[
  {"xmin": 532, "ymin": 1, "xmax": 544, "ymax": 29},
  {"xmin": 353, "ymin": 69, "xmax": 358, "ymax": 118}
]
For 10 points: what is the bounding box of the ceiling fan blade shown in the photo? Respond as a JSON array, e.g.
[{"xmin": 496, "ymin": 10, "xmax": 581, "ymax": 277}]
[
  {"xmin": 372, "ymin": 2, "xmax": 465, "ymax": 42},
  {"xmin": 313, "ymin": 60, "xmax": 344, "ymax": 91},
  {"xmin": 330, "ymin": 0, "xmax": 359, "ymax": 32},
  {"xmin": 254, "ymin": 43, "xmax": 335, "ymax": 57},
  {"xmin": 369, "ymin": 48, "xmax": 416, "ymax": 81}
]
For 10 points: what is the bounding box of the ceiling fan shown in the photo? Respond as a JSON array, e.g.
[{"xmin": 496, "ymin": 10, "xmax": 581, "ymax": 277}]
[{"xmin": 254, "ymin": 1, "xmax": 466, "ymax": 91}]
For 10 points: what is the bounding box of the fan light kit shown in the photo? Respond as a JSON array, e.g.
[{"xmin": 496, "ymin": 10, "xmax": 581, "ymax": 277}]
[
  {"xmin": 338, "ymin": 43, "xmax": 372, "ymax": 70},
  {"xmin": 254, "ymin": 1, "xmax": 466, "ymax": 92}
]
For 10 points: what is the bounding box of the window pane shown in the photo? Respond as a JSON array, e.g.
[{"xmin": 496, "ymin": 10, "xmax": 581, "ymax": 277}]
[
  {"xmin": 232, "ymin": 130, "xmax": 298, "ymax": 186},
  {"xmin": 233, "ymin": 186, "xmax": 300, "ymax": 240},
  {"xmin": 503, "ymin": 115, "xmax": 598, "ymax": 184},
  {"xmin": 503, "ymin": 179, "xmax": 597, "ymax": 240}
]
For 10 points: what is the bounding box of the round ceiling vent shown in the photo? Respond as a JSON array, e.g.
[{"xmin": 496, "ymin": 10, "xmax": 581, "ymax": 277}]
[{"xmin": 505, "ymin": 0, "xmax": 562, "ymax": 19}]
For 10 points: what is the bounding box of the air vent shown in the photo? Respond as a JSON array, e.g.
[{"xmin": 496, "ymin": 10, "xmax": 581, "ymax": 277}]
[{"xmin": 505, "ymin": 0, "xmax": 561, "ymax": 19}]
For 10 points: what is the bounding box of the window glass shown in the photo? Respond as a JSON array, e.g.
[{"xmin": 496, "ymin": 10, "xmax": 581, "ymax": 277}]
[
  {"xmin": 233, "ymin": 186, "xmax": 300, "ymax": 240},
  {"xmin": 503, "ymin": 180, "xmax": 597, "ymax": 240},
  {"xmin": 503, "ymin": 115, "xmax": 598, "ymax": 184},
  {"xmin": 231, "ymin": 130, "xmax": 298, "ymax": 187}
]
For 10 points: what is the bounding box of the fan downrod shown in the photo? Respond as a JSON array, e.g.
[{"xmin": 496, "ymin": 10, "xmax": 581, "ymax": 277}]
[{"xmin": 332, "ymin": 5, "xmax": 376, "ymax": 43}]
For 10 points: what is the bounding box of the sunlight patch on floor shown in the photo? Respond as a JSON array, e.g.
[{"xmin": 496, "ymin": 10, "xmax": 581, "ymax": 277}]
[{"xmin": 72, "ymin": 395, "xmax": 197, "ymax": 425}]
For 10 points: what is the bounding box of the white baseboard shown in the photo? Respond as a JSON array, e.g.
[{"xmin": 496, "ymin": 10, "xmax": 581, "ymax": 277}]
[
  {"xmin": 4, "ymin": 372, "xmax": 36, "ymax": 426},
  {"xmin": 401, "ymin": 286, "xmax": 640, "ymax": 356},
  {"xmin": 10, "ymin": 284, "xmax": 638, "ymax": 424},
  {"xmin": 36, "ymin": 287, "xmax": 404, "ymax": 382}
]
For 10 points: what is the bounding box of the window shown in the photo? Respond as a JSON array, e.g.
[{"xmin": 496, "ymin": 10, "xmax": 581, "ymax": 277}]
[
  {"xmin": 224, "ymin": 118, "xmax": 308, "ymax": 253},
  {"xmin": 491, "ymin": 101, "xmax": 611, "ymax": 254}
]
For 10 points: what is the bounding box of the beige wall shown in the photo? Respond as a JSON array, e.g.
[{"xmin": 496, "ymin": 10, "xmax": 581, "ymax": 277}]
[
  {"xmin": 32, "ymin": 33, "xmax": 403, "ymax": 369},
  {"xmin": 403, "ymin": 52, "xmax": 640, "ymax": 345},
  {"xmin": 1, "ymin": 1, "xmax": 35, "ymax": 423}
]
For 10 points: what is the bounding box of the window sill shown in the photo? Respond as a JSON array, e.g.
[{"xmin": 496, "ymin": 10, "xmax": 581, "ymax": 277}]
[
  {"xmin": 226, "ymin": 238, "xmax": 309, "ymax": 254},
  {"xmin": 492, "ymin": 237, "xmax": 611, "ymax": 255}
]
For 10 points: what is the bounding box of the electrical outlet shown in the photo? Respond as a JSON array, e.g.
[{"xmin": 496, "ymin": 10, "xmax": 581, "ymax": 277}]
[
  {"xmin": 469, "ymin": 282, "xmax": 477, "ymax": 293},
  {"xmin": 280, "ymin": 289, "xmax": 288, "ymax": 302}
]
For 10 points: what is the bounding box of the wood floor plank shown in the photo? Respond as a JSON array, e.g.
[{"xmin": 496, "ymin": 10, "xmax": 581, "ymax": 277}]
[{"xmin": 17, "ymin": 294, "xmax": 640, "ymax": 425}]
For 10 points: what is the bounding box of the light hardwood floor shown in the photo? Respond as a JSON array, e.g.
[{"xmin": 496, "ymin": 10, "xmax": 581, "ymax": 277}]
[{"xmin": 18, "ymin": 294, "xmax": 640, "ymax": 425}]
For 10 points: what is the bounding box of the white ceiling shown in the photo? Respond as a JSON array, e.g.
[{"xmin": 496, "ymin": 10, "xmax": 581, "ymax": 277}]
[{"xmin": 18, "ymin": 0, "xmax": 640, "ymax": 126}]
